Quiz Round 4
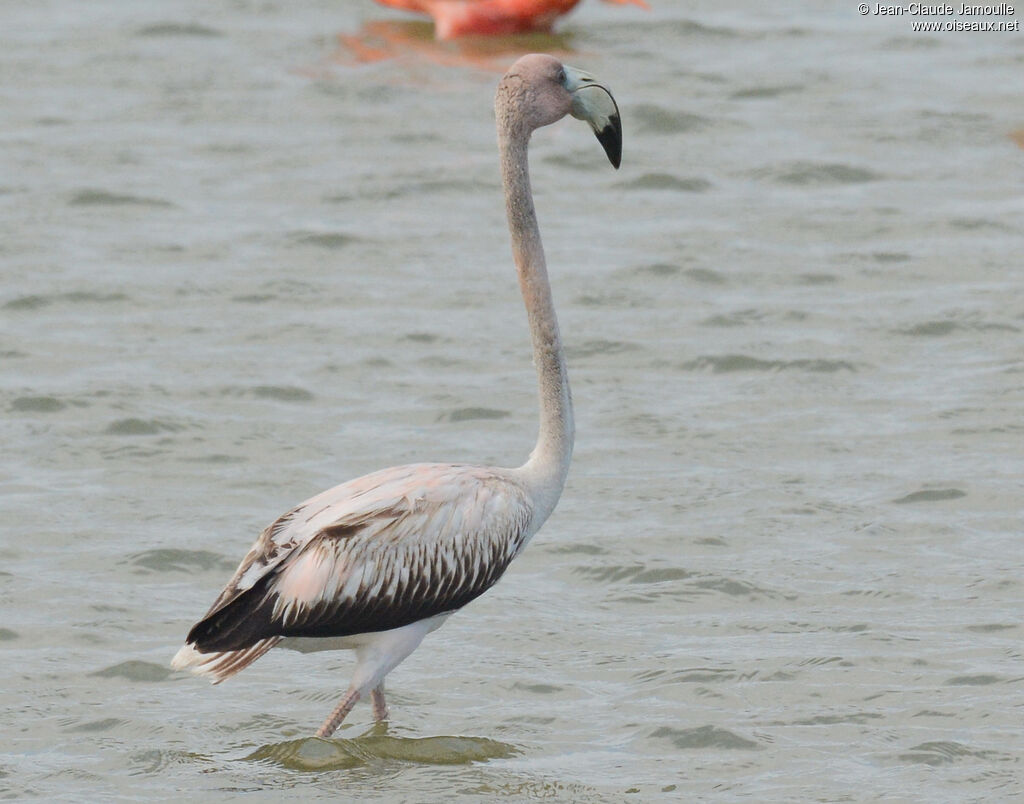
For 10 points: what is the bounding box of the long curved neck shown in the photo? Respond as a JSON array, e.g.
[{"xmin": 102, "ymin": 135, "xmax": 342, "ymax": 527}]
[{"xmin": 498, "ymin": 118, "xmax": 574, "ymax": 511}]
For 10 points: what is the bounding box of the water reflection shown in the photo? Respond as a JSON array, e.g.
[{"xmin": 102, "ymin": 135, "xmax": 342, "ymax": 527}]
[{"xmin": 245, "ymin": 725, "xmax": 519, "ymax": 770}]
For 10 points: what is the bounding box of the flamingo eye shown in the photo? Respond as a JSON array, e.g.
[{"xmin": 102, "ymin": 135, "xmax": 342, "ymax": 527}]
[{"xmin": 557, "ymin": 68, "xmax": 566, "ymax": 85}]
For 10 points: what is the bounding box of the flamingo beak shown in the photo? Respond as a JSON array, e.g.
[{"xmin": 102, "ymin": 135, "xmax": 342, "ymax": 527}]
[{"xmin": 564, "ymin": 66, "xmax": 622, "ymax": 169}]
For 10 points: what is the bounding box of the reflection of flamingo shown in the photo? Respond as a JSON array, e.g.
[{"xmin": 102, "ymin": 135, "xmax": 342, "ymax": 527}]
[
  {"xmin": 375, "ymin": 0, "xmax": 649, "ymax": 40},
  {"xmin": 172, "ymin": 53, "xmax": 622, "ymax": 738}
]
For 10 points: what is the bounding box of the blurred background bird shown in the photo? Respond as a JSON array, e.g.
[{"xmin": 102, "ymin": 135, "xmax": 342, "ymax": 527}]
[{"xmin": 373, "ymin": 0, "xmax": 650, "ymax": 40}]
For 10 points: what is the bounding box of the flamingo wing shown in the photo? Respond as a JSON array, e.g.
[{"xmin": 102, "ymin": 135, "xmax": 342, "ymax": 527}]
[{"xmin": 182, "ymin": 463, "xmax": 533, "ymax": 656}]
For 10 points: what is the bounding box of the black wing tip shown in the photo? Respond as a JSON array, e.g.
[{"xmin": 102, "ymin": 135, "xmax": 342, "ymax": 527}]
[
  {"xmin": 185, "ymin": 579, "xmax": 280, "ymax": 653},
  {"xmin": 596, "ymin": 113, "xmax": 622, "ymax": 169}
]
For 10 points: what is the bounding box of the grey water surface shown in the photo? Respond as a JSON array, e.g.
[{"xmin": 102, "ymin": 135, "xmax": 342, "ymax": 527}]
[{"xmin": 2, "ymin": 0, "xmax": 1022, "ymax": 800}]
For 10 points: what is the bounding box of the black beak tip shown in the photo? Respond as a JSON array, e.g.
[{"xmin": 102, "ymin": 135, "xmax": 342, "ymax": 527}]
[{"xmin": 595, "ymin": 113, "xmax": 622, "ymax": 169}]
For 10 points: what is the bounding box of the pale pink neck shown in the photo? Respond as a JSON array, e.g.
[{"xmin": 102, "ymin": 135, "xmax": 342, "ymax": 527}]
[{"xmin": 498, "ymin": 122, "xmax": 574, "ymax": 506}]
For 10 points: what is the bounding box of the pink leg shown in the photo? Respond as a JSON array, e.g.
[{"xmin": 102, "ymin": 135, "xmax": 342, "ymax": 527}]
[
  {"xmin": 315, "ymin": 688, "xmax": 360, "ymax": 738},
  {"xmin": 370, "ymin": 683, "xmax": 389, "ymax": 722}
]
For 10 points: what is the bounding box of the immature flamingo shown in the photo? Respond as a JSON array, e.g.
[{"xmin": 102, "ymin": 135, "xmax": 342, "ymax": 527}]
[
  {"xmin": 374, "ymin": 0, "xmax": 649, "ymax": 39},
  {"xmin": 171, "ymin": 53, "xmax": 621, "ymax": 738}
]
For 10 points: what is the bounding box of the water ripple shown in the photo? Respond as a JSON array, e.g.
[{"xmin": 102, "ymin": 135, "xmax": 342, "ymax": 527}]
[
  {"xmin": 287, "ymin": 231, "xmax": 357, "ymax": 250},
  {"xmin": 632, "ymin": 104, "xmax": 712, "ymax": 135},
  {"xmin": 104, "ymin": 418, "xmax": 182, "ymax": 436},
  {"xmin": 944, "ymin": 675, "xmax": 1004, "ymax": 686},
  {"xmin": 68, "ymin": 189, "xmax": 174, "ymax": 208},
  {"xmin": 65, "ymin": 717, "xmax": 126, "ymax": 733},
  {"xmin": 135, "ymin": 22, "xmax": 223, "ymax": 38},
  {"xmin": 576, "ymin": 563, "xmax": 773, "ymax": 603},
  {"xmin": 213, "ymin": 385, "xmax": 315, "ymax": 403},
  {"xmin": 567, "ymin": 340, "xmax": 640, "ymax": 359},
  {"xmin": 444, "ymin": 407, "xmax": 510, "ymax": 423},
  {"xmin": 619, "ymin": 173, "xmax": 711, "ymax": 192},
  {"xmin": 91, "ymin": 661, "xmax": 173, "ymax": 683},
  {"xmin": 752, "ymin": 161, "xmax": 880, "ymax": 186},
  {"xmin": 649, "ymin": 725, "xmax": 760, "ymax": 751},
  {"xmin": 730, "ymin": 84, "xmax": 802, "ymax": 100},
  {"xmin": 3, "ymin": 291, "xmax": 128, "ymax": 310},
  {"xmin": 897, "ymin": 741, "xmax": 1012, "ymax": 767},
  {"xmin": 9, "ymin": 396, "xmax": 66, "ymax": 413},
  {"xmin": 125, "ymin": 548, "xmax": 235, "ymax": 574},
  {"xmin": 893, "ymin": 488, "xmax": 967, "ymax": 504},
  {"xmin": 681, "ymin": 354, "xmax": 856, "ymax": 373}
]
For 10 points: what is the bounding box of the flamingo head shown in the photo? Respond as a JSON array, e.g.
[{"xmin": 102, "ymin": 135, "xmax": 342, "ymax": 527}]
[{"xmin": 498, "ymin": 53, "xmax": 622, "ymax": 169}]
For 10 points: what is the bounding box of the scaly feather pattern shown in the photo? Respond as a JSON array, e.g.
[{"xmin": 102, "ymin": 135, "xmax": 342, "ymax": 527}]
[{"xmin": 182, "ymin": 463, "xmax": 533, "ymax": 657}]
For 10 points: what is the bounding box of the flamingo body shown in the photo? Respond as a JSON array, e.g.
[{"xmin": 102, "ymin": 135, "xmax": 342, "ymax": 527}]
[
  {"xmin": 374, "ymin": 0, "xmax": 647, "ymax": 39},
  {"xmin": 173, "ymin": 463, "xmax": 533, "ymax": 680},
  {"xmin": 172, "ymin": 54, "xmax": 622, "ymax": 738}
]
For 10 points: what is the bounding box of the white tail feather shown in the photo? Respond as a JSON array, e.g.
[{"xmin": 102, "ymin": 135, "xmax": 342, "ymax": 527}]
[{"xmin": 170, "ymin": 637, "xmax": 281, "ymax": 684}]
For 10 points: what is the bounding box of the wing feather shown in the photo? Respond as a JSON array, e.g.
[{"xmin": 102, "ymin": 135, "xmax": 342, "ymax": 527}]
[{"xmin": 183, "ymin": 464, "xmax": 533, "ymax": 655}]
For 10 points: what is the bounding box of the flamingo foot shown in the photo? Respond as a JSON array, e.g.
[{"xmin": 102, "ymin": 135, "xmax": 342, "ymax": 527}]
[
  {"xmin": 315, "ymin": 688, "xmax": 360, "ymax": 738},
  {"xmin": 371, "ymin": 684, "xmax": 389, "ymax": 722}
]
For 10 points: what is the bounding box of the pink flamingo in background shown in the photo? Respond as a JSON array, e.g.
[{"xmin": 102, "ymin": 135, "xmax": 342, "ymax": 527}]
[
  {"xmin": 172, "ymin": 54, "xmax": 622, "ymax": 738},
  {"xmin": 374, "ymin": 0, "xmax": 649, "ymax": 40}
]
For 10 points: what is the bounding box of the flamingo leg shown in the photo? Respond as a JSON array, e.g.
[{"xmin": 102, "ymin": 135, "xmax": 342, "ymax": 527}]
[
  {"xmin": 315, "ymin": 687, "xmax": 360, "ymax": 738},
  {"xmin": 371, "ymin": 683, "xmax": 389, "ymax": 722}
]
